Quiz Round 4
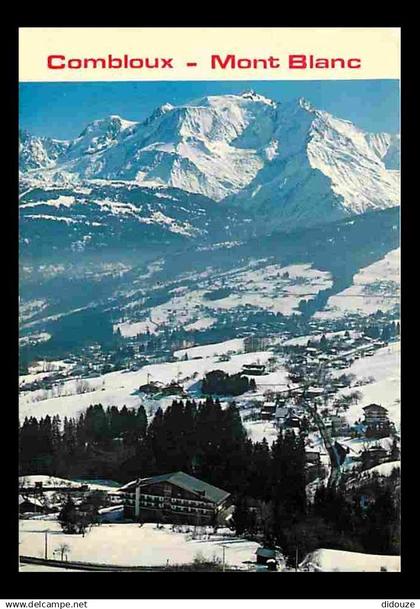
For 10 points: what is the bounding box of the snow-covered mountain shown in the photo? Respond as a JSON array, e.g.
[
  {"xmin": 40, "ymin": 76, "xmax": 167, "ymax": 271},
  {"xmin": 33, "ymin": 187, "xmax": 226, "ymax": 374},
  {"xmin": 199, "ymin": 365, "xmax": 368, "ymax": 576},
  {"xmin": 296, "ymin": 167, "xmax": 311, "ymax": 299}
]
[
  {"xmin": 229, "ymin": 98, "xmax": 400, "ymax": 228},
  {"xmin": 19, "ymin": 130, "xmax": 69, "ymax": 172},
  {"xmin": 19, "ymin": 182, "xmax": 253, "ymax": 257},
  {"xmin": 19, "ymin": 91, "xmax": 400, "ymax": 231},
  {"xmin": 365, "ymin": 132, "xmax": 400, "ymax": 170},
  {"xmin": 64, "ymin": 115, "xmax": 137, "ymax": 160}
]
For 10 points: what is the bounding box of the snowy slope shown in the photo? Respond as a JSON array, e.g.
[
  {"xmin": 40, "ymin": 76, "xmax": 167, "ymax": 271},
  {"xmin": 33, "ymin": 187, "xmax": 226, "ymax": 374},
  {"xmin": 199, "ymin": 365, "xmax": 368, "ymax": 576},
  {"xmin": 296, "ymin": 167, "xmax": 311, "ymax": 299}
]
[
  {"xmin": 230, "ymin": 98, "xmax": 399, "ymax": 228},
  {"xmin": 140, "ymin": 261, "xmax": 333, "ymax": 330},
  {"xmin": 301, "ymin": 548, "xmax": 400, "ymax": 572},
  {"xmin": 20, "ymin": 92, "xmax": 400, "ymax": 232},
  {"xmin": 365, "ymin": 133, "xmax": 400, "ymax": 170},
  {"xmin": 357, "ymin": 460, "xmax": 400, "ymax": 479},
  {"xmin": 19, "ymin": 182, "xmax": 252, "ymax": 256},
  {"xmin": 337, "ymin": 340, "xmax": 400, "ymax": 427},
  {"xmin": 315, "ymin": 248, "xmax": 400, "ymax": 319},
  {"xmin": 64, "ymin": 115, "xmax": 137, "ymax": 160},
  {"xmin": 19, "ymin": 130, "xmax": 69, "ymax": 172},
  {"xmin": 19, "ymin": 348, "xmax": 275, "ymax": 420}
]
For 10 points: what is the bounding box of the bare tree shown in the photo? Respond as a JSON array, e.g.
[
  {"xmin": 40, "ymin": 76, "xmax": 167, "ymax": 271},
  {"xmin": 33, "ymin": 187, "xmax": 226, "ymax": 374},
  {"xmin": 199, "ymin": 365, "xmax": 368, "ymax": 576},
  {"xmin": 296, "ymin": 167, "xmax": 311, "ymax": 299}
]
[
  {"xmin": 75, "ymin": 379, "xmax": 91, "ymax": 394},
  {"xmin": 55, "ymin": 542, "xmax": 71, "ymax": 561}
]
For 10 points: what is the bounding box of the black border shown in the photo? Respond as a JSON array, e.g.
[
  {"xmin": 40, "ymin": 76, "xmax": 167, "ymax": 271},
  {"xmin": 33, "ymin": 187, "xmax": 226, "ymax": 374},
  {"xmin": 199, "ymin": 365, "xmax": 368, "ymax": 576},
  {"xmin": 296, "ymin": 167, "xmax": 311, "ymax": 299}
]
[{"xmin": 5, "ymin": 19, "xmax": 416, "ymax": 600}]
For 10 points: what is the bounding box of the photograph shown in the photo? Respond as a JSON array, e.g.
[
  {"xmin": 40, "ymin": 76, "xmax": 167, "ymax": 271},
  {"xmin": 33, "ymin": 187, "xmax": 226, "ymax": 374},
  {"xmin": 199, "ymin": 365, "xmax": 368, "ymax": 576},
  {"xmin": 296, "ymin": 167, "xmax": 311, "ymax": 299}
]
[{"xmin": 18, "ymin": 32, "xmax": 401, "ymax": 577}]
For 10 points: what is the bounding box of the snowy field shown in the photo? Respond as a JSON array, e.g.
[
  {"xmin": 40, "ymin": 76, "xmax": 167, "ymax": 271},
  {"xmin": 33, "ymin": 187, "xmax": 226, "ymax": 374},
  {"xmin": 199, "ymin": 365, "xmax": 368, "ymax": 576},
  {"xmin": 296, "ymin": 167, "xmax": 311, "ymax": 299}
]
[
  {"xmin": 243, "ymin": 420, "xmax": 278, "ymax": 444},
  {"xmin": 113, "ymin": 319, "xmax": 158, "ymax": 337},
  {"xmin": 281, "ymin": 330, "xmax": 358, "ymax": 347},
  {"xmin": 19, "ymin": 298, "xmax": 49, "ymax": 324},
  {"xmin": 118, "ymin": 261, "xmax": 334, "ymax": 332},
  {"xmin": 19, "ymin": 520, "xmax": 259, "ymax": 569},
  {"xmin": 20, "ymin": 360, "xmax": 74, "ymax": 385},
  {"xmin": 19, "ymin": 345, "xmax": 279, "ymax": 420},
  {"xmin": 174, "ymin": 338, "xmax": 244, "ymax": 360},
  {"xmin": 315, "ymin": 248, "xmax": 400, "ymax": 319},
  {"xmin": 184, "ymin": 317, "xmax": 216, "ymax": 332},
  {"xmin": 300, "ymin": 548, "xmax": 400, "ymax": 572},
  {"xmin": 337, "ymin": 341, "xmax": 400, "ymax": 427},
  {"xmin": 19, "ymin": 475, "xmax": 118, "ymax": 492},
  {"xmin": 19, "ymin": 563, "xmax": 82, "ymax": 572}
]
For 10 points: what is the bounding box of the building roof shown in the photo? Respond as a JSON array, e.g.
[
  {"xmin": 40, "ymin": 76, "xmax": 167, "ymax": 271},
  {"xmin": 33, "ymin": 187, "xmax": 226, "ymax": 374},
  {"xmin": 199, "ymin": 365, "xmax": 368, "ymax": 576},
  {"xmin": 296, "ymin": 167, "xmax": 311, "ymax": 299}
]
[
  {"xmin": 98, "ymin": 504, "xmax": 124, "ymax": 514},
  {"xmin": 363, "ymin": 404, "xmax": 388, "ymax": 413},
  {"xmin": 19, "ymin": 495, "xmax": 44, "ymax": 507},
  {"xmin": 306, "ymin": 387, "xmax": 324, "ymax": 394},
  {"xmin": 121, "ymin": 471, "xmax": 230, "ymax": 505},
  {"xmin": 364, "ymin": 445, "xmax": 388, "ymax": 453},
  {"xmin": 256, "ymin": 547, "xmax": 281, "ymax": 558},
  {"xmin": 256, "ymin": 548, "xmax": 276, "ymax": 558}
]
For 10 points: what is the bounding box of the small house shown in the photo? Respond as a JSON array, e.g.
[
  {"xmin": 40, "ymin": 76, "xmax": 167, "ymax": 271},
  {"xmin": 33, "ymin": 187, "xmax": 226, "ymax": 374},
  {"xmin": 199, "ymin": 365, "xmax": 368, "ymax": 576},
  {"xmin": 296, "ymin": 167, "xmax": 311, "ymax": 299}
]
[
  {"xmin": 260, "ymin": 401, "xmax": 276, "ymax": 420},
  {"xmin": 160, "ymin": 382, "xmax": 185, "ymax": 396},
  {"xmin": 274, "ymin": 405, "xmax": 289, "ymax": 423},
  {"xmin": 305, "ymin": 387, "xmax": 325, "ymax": 398},
  {"xmin": 139, "ymin": 382, "xmax": 161, "ymax": 395},
  {"xmin": 305, "ymin": 450, "xmax": 324, "ymax": 482},
  {"xmin": 361, "ymin": 446, "xmax": 388, "ymax": 470},
  {"xmin": 363, "ymin": 404, "xmax": 389, "ymax": 425},
  {"xmin": 242, "ymin": 364, "xmax": 266, "ymax": 376},
  {"xmin": 289, "ymin": 373, "xmax": 303, "ymax": 383}
]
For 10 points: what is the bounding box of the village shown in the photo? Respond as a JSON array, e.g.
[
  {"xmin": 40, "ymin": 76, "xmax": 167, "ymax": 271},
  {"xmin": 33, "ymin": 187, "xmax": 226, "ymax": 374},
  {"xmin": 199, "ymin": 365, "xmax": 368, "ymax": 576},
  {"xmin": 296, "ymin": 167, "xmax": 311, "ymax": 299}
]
[{"xmin": 19, "ymin": 305, "xmax": 400, "ymax": 573}]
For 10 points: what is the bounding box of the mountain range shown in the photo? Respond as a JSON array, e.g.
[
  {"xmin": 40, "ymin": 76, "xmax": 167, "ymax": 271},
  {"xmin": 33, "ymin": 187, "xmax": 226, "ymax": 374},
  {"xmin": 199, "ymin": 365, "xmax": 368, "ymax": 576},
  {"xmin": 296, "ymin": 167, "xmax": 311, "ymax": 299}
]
[{"xmin": 19, "ymin": 90, "xmax": 400, "ymax": 252}]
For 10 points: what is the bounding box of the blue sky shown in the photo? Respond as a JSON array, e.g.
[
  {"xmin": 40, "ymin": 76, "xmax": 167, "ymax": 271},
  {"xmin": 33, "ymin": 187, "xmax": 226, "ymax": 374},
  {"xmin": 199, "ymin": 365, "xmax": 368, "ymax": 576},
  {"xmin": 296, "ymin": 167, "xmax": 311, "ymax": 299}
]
[{"xmin": 20, "ymin": 80, "xmax": 400, "ymax": 140}]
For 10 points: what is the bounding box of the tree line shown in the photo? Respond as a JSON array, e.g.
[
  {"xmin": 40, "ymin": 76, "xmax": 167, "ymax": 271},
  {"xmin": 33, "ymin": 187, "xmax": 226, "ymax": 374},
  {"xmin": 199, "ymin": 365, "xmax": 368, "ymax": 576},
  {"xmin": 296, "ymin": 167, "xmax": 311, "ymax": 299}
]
[{"xmin": 363, "ymin": 321, "xmax": 400, "ymax": 341}]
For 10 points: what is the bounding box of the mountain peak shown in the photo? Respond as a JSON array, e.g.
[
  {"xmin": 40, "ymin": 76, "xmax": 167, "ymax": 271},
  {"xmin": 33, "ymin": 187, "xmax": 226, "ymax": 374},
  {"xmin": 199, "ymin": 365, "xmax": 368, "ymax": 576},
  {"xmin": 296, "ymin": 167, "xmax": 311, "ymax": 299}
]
[
  {"xmin": 298, "ymin": 97, "xmax": 315, "ymax": 111},
  {"xmin": 143, "ymin": 102, "xmax": 175, "ymax": 126},
  {"xmin": 108, "ymin": 115, "xmax": 137, "ymax": 129},
  {"xmin": 240, "ymin": 90, "xmax": 277, "ymax": 107},
  {"xmin": 80, "ymin": 115, "xmax": 136, "ymax": 136},
  {"xmin": 159, "ymin": 103, "xmax": 174, "ymax": 113}
]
